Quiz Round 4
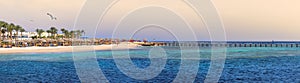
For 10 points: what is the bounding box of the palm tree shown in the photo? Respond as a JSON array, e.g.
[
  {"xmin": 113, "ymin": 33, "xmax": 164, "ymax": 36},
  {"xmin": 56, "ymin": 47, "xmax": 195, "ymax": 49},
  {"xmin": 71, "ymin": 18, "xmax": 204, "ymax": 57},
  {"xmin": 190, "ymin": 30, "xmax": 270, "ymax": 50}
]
[
  {"xmin": 50, "ymin": 27, "xmax": 58, "ymax": 39},
  {"xmin": 36, "ymin": 29, "xmax": 44, "ymax": 39},
  {"xmin": 0, "ymin": 21, "xmax": 8, "ymax": 41},
  {"xmin": 61, "ymin": 28, "xmax": 66, "ymax": 32},
  {"xmin": 70, "ymin": 31, "xmax": 75, "ymax": 39},
  {"xmin": 7, "ymin": 23, "xmax": 15, "ymax": 40},
  {"xmin": 46, "ymin": 30, "xmax": 51, "ymax": 38},
  {"xmin": 75, "ymin": 30, "xmax": 82, "ymax": 38},
  {"xmin": 1, "ymin": 29, "xmax": 6, "ymax": 40},
  {"xmin": 61, "ymin": 28, "xmax": 69, "ymax": 38},
  {"xmin": 64, "ymin": 31, "xmax": 69, "ymax": 38},
  {"xmin": 81, "ymin": 30, "xmax": 85, "ymax": 37},
  {"xmin": 14, "ymin": 25, "xmax": 22, "ymax": 40},
  {"xmin": 61, "ymin": 28, "xmax": 65, "ymax": 38},
  {"xmin": 20, "ymin": 28, "xmax": 25, "ymax": 40}
]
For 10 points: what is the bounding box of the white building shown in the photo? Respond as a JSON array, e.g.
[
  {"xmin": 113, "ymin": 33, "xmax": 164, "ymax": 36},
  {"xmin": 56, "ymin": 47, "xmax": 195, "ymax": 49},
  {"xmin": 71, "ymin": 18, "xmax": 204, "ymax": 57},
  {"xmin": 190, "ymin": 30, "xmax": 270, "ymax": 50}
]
[{"xmin": 2, "ymin": 31, "xmax": 54, "ymax": 40}]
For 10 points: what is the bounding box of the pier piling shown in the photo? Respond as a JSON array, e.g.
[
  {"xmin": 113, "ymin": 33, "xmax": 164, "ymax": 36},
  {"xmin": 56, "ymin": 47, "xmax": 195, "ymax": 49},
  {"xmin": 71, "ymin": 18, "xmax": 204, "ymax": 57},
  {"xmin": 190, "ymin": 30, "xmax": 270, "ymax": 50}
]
[{"xmin": 159, "ymin": 41, "xmax": 300, "ymax": 48}]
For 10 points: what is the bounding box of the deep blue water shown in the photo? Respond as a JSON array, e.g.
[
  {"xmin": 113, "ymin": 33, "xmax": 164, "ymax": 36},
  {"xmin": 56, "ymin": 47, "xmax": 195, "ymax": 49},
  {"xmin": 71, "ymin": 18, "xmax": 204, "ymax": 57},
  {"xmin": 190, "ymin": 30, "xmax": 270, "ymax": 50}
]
[{"xmin": 0, "ymin": 47, "xmax": 299, "ymax": 82}]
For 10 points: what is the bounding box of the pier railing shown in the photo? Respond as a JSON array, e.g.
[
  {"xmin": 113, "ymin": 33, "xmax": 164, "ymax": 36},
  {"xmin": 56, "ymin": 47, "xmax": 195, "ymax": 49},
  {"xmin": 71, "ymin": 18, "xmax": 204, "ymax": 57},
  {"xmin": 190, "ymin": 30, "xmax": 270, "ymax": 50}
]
[{"xmin": 152, "ymin": 41, "xmax": 300, "ymax": 48}]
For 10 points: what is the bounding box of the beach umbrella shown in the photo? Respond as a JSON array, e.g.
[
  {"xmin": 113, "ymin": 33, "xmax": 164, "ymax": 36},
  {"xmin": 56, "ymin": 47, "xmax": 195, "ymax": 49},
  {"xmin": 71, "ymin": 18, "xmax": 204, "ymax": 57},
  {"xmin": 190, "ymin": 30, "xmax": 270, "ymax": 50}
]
[
  {"xmin": 58, "ymin": 39, "xmax": 65, "ymax": 42},
  {"xmin": 40, "ymin": 39, "xmax": 47, "ymax": 42},
  {"xmin": 3, "ymin": 40, "xmax": 12, "ymax": 42},
  {"xmin": 2, "ymin": 40, "xmax": 12, "ymax": 45},
  {"xmin": 52, "ymin": 40, "xmax": 57, "ymax": 42}
]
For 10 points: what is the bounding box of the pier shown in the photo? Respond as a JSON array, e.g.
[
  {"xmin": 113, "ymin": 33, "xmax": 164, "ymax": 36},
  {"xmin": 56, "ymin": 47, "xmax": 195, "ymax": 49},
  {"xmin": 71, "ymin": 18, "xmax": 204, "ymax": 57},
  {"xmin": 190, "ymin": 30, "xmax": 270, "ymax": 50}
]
[{"xmin": 152, "ymin": 41, "xmax": 300, "ymax": 48}]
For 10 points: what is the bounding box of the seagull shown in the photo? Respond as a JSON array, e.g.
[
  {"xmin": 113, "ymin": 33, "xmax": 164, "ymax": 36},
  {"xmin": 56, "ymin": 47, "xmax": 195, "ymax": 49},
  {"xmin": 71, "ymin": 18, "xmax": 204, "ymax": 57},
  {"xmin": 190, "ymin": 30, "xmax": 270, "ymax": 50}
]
[{"xmin": 46, "ymin": 13, "xmax": 57, "ymax": 20}]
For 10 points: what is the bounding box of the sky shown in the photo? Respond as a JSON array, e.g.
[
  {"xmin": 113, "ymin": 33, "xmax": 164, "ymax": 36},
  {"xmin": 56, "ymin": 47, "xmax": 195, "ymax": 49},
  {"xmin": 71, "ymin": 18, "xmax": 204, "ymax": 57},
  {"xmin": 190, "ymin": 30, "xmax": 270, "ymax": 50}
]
[{"xmin": 0, "ymin": 0, "xmax": 299, "ymax": 41}]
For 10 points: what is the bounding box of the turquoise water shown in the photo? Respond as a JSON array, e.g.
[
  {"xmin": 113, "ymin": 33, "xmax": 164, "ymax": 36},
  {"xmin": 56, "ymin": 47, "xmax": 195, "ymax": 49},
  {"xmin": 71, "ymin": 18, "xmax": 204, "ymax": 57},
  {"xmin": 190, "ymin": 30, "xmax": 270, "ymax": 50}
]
[{"xmin": 0, "ymin": 47, "xmax": 299, "ymax": 82}]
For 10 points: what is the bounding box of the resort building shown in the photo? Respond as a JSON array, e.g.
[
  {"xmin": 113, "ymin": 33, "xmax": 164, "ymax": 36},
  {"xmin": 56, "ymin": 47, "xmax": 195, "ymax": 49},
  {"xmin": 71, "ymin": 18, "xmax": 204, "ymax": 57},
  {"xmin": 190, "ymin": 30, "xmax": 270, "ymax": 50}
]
[{"xmin": 2, "ymin": 31, "xmax": 62, "ymax": 40}]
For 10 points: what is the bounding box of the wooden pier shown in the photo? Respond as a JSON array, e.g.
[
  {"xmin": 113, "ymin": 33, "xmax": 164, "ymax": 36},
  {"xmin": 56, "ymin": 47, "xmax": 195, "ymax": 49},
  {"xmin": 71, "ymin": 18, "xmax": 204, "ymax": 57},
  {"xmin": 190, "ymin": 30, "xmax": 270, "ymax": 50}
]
[{"xmin": 152, "ymin": 41, "xmax": 300, "ymax": 48}]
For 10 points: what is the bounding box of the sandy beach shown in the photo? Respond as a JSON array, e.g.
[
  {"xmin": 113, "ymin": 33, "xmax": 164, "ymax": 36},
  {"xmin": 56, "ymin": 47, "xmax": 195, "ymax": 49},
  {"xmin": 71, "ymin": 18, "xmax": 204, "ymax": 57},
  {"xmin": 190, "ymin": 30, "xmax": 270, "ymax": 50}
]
[{"xmin": 0, "ymin": 44, "xmax": 139, "ymax": 54}]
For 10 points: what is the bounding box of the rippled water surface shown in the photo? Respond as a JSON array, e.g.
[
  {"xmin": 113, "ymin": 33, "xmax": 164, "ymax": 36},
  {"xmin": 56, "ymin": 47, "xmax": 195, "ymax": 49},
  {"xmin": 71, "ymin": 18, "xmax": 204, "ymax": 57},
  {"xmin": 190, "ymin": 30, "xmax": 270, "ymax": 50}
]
[{"xmin": 0, "ymin": 47, "xmax": 299, "ymax": 82}]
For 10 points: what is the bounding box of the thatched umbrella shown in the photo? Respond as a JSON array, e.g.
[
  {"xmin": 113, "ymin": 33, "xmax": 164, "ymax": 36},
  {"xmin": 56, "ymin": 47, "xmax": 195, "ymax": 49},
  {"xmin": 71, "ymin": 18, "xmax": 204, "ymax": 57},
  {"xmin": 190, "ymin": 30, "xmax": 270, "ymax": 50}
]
[
  {"xmin": 72, "ymin": 39, "xmax": 80, "ymax": 46},
  {"xmin": 64, "ymin": 39, "xmax": 71, "ymax": 46},
  {"xmin": 35, "ymin": 39, "xmax": 45, "ymax": 46},
  {"xmin": 2, "ymin": 40, "xmax": 12, "ymax": 48},
  {"xmin": 21, "ymin": 40, "xmax": 30, "ymax": 47},
  {"xmin": 58, "ymin": 39, "xmax": 65, "ymax": 46},
  {"xmin": 51, "ymin": 40, "xmax": 58, "ymax": 46},
  {"xmin": 24, "ymin": 40, "xmax": 32, "ymax": 46},
  {"xmin": 3, "ymin": 40, "xmax": 12, "ymax": 43},
  {"xmin": 94, "ymin": 39, "xmax": 100, "ymax": 45}
]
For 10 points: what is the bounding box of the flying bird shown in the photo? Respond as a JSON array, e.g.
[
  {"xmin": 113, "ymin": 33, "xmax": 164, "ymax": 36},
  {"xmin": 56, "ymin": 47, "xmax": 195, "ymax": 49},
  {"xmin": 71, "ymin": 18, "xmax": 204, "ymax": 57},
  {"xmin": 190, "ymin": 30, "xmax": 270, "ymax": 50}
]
[{"xmin": 46, "ymin": 13, "xmax": 57, "ymax": 20}]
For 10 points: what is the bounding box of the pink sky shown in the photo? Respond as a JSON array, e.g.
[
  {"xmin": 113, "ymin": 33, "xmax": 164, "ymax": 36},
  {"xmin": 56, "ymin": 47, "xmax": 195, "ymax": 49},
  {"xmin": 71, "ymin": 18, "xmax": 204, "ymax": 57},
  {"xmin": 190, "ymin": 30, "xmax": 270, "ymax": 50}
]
[{"xmin": 0, "ymin": 0, "xmax": 299, "ymax": 41}]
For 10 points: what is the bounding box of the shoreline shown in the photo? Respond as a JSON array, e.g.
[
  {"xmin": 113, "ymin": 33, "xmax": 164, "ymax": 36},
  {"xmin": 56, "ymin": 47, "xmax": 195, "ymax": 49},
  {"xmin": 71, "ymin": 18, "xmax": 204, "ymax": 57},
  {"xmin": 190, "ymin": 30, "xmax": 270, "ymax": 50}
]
[{"xmin": 0, "ymin": 45, "xmax": 139, "ymax": 54}]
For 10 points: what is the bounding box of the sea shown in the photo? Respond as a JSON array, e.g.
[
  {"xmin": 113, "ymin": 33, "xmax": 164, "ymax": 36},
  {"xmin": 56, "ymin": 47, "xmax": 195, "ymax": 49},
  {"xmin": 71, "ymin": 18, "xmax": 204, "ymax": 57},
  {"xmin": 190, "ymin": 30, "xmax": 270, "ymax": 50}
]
[{"xmin": 0, "ymin": 46, "xmax": 299, "ymax": 82}]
